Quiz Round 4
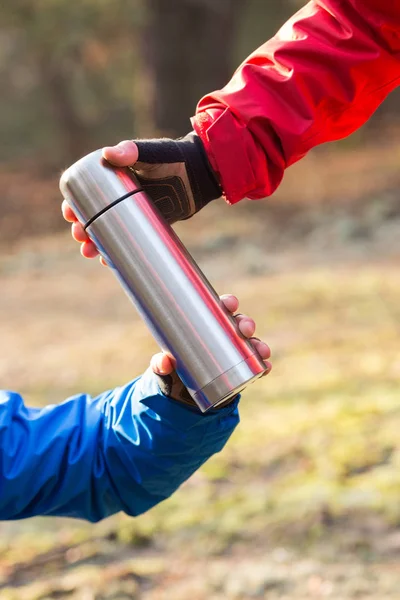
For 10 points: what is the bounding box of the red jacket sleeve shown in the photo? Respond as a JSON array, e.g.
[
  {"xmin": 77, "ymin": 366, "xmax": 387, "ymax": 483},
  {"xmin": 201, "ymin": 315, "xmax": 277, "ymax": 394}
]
[{"xmin": 192, "ymin": 0, "xmax": 400, "ymax": 204}]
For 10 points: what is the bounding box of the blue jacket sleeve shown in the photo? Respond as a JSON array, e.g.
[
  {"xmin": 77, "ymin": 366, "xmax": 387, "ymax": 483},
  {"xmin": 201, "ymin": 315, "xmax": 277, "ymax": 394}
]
[{"xmin": 0, "ymin": 369, "xmax": 239, "ymax": 521}]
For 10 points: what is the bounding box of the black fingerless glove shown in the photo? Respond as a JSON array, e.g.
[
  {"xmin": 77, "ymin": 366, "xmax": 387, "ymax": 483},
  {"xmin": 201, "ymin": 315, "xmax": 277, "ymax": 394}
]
[{"xmin": 131, "ymin": 132, "xmax": 222, "ymax": 223}]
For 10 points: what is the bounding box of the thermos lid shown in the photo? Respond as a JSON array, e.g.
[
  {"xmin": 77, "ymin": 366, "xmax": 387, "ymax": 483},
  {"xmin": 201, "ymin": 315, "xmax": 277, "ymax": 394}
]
[{"xmin": 60, "ymin": 149, "xmax": 141, "ymax": 226}]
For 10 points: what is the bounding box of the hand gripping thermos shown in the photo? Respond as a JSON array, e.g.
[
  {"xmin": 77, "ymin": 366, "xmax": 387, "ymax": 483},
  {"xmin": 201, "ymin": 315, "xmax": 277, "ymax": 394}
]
[{"xmin": 60, "ymin": 150, "xmax": 267, "ymax": 412}]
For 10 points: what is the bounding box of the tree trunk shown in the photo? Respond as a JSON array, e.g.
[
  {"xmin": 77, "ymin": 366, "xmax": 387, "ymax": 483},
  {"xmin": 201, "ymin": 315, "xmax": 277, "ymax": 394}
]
[
  {"xmin": 144, "ymin": 0, "xmax": 242, "ymax": 137},
  {"xmin": 37, "ymin": 54, "xmax": 92, "ymax": 162}
]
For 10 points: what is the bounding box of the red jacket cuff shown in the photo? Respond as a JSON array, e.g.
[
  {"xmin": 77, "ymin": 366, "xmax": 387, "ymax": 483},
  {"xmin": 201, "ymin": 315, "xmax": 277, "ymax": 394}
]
[{"xmin": 192, "ymin": 107, "xmax": 284, "ymax": 205}]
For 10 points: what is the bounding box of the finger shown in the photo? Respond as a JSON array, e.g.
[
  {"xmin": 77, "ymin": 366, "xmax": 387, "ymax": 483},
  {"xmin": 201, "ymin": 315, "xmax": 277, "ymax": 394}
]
[
  {"xmin": 220, "ymin": 294, "xmax": 239, "ymax": 314},
  {"xmin": 150, "ymin": 352, "xmax": 175, "ymax": 376},
  {"xmin": 235, "ymin": 314, "xmax": 256, "ymax": 338},
  {"xmin": 99, "ymin": 256, "xmax": 108, "ymax": 267},
  {"xmin": 262, "ymin": 361, "xmax": 272, "ymax": 377},
  {"xmin": 102, "ymin": 140, "xmax": 139, "ymax": 167},
  {"xmin": 71, "ymin": 222, "xmax": 89, "ymax": 243},
  {"xmin": 250, "ymin": 338, "xmax": 271, "ymax": 360},
  {"xmin": 80, "ymin": 240, "xmax": 99, "ymax": 259},
  {"xmin": 62, "ymin": 200, "xmax": 77, "ymax": 223}
]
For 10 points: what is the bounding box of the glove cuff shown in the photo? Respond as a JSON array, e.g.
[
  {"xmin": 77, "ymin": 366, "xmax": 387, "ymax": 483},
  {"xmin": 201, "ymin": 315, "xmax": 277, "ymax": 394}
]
[{"xmin": 179, "ymin": 132, "xmax": 223, "ymax": 213}]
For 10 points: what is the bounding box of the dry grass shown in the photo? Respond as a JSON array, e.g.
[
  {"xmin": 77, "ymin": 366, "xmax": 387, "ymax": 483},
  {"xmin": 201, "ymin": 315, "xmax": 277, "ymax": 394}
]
[
  {"xmin": 0, "ymin": 224, "xmax": 400, "ymax": 597},
  {"xmin": 1, "ymin": 138, "xmax": 400, "ymax": 598}
]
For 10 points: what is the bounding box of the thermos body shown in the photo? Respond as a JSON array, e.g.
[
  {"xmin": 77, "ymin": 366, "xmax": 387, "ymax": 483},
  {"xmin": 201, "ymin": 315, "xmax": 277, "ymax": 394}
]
[{"xmin": 60, "ymin": 150, "xmax": 267, "ymax": 412}]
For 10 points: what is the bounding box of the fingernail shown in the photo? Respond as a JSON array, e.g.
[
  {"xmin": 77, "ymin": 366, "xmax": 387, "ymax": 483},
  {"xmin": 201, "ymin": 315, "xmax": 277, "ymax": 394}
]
[
  {"xmin": 156, "ymin": 358, "xmax": 166, "ymax": 374},
  {"xmin": 103, "ymin": 146, "xmax": 123, "ymax": 156}
]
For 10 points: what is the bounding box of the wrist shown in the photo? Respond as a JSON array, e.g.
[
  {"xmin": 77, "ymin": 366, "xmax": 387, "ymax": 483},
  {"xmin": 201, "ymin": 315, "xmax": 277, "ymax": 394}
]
[
  {"xmin": 154, "ymin": 370, "xmax": 238, "ymax": 411},
  {"xmin": 178, "ymin": 132, "xmax": 222, "ymax": 213}
]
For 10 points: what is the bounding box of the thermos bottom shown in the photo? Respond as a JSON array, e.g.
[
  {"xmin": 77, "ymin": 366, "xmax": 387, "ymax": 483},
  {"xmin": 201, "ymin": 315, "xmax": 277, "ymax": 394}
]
[{"xmin": 192, "ymin": 354, "xmax": 267, "ymax": 413}]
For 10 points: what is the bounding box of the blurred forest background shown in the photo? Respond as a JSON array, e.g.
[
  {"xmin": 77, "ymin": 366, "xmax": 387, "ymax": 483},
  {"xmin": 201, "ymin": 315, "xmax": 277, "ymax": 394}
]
[
  {"xmin": 1, "ymin": 1, "xmax": 400, "ymax": 599},
  {"xmin": 1, "ymin": 0, "xmax": 400, "ymax": 242}
]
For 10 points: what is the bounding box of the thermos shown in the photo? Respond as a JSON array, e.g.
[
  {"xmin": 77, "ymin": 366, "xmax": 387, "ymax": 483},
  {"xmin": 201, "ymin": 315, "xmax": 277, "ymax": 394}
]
[{"xmin": 60, "ymin": 150, "xmax": 267, "ymax": 412}]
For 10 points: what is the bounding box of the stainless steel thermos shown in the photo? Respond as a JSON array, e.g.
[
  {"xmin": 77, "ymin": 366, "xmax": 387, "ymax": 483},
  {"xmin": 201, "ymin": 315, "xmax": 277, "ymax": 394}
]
[{"xmin": 60, "ymin": 150, "xmax": 267, "ymax": 411}]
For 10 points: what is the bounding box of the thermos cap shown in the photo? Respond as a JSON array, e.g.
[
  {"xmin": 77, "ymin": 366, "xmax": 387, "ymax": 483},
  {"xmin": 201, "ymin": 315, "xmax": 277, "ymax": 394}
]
[{"xmin": 60, "ymin": 150, "xmax": 141, "ymax": 226}]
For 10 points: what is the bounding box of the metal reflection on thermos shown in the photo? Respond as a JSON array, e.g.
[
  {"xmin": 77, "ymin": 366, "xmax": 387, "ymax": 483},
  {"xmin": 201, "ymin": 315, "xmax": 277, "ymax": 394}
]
[{"xmin": 60, "ymin": 150, "xmax": 267, "ymax": 412}]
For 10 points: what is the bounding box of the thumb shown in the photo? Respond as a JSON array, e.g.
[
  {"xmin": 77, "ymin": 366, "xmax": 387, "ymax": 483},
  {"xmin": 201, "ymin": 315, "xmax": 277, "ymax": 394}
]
[
  {"xmin": 150, "ymin": 352, "xmax": 175, "ymax": 376},
  {"xmin": 102, "ymin": 141, "xmax": 139, "ymax": 167}
]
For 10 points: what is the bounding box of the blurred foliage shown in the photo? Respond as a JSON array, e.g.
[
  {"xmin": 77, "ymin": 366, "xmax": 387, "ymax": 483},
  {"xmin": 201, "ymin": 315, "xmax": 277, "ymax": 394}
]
[{"xmin": 1, "ymin": 0, "xmax": 142, "ymax": 163}]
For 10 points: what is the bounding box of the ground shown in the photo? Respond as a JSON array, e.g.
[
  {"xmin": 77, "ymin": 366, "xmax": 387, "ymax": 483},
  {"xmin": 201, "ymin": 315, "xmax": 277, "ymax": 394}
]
[{"xmin": 0, "ymin": 140, "xmax": 399, "ymax": 598}]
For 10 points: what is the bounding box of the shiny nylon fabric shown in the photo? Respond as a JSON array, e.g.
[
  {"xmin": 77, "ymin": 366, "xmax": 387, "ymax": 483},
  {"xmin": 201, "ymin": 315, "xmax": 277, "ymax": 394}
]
[
  {"xmin": 193, "ymin": 0, "xmax": 400, "ymax": 204},
  {"xmin": 0, "ymin": 370, "xmax": 239, "ymax": 521}
]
